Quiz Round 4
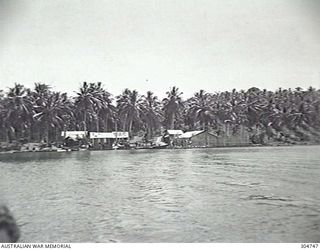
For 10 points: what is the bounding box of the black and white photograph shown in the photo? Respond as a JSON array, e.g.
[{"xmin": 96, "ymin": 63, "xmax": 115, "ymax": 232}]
[{"xmin": 0, "ymin": 0, "xmax": 320, "ymax": 245}]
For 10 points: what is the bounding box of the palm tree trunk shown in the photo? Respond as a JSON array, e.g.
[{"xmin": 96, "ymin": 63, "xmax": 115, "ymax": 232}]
[
  {"xmin": 55, "ymin": 128, "xmax": 60, "ymax": 142},
  {"xmin": 170, "ymin": 113, "xmax": 175, "ymax": 129},
  {"xmin": 105, "ymin": 114, "xmax": 109, "ymax": 132},
  {"xmin": 28, "ymin": 123, "xmax": 32, "ymax": 142},
  {"xmin": 46, "ymin": 129, "xmax": 50, "ymax": 144},
  {"xmin": 123, "ymin": 114, "xmax": 127, "ymax": 132},
  {"xmin": 14, "ymin": 127, "xmax": 19, "ymax": 141},
  {"xmin": 20, "ymin": 123, "xmax": 24, "ymax": 140},
  {"xmin": 96, "ymin": 118, "xmax": 99, "ymax": 132},
  {"xmin": 6, "ymin": 129, "xmax": 11, "ymax": 143},
  {"xmin": 205, "ymin": 130, "xmax": 208, "ymax": 146},
  {"xmin": 4, "ymin": 127, "xmax": 9, "ymax": 143},
  {"xmin": 204, "ymin": 120, "xmax": 208, "ymax": 131},
  {"xmin": 45, "ymin": 122, "xmax": 50, "ymax": 144},
  {"xmin": 129, "ymin": 119, "xmax": 133, "ymax": 136},
  {"xmin": 147, "ymin": 126, "xmax": 151, "ymax": 140},
  {"xmin": 115, "ymin": 122, "xmax": 118, "ymax": 144},
  {"xmin": 83, "ymin": 112, "xmax": 87, "ymax": 132}
]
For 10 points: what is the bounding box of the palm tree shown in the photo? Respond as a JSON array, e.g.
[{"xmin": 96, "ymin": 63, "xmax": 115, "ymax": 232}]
[
  {"xmin": 74, "ymin": 82, "xmax": 103, "ymax": 132},
  {"xmin": 162, "ymin": 86, "xmax": 184, "ymax": 129},
  {"xmin": 1, "ymin": 82, "xmax": 320, "ymax": 146},
  {"xmin": 27, "ymin": 83, "xmax": 52, "ymax": 140},
  {"xmin": 244, "ymin": 90, "xmax": 265, "ymax": 128},
  {"xmin": 116, "ymin": 89, "xmax": 143, "ymax": 135},
  {"xmin": 3, "ymin": 84, "xmax": 33, "ymax": 141},
  {"xmin": 33, "ymin": 92, "xmax": 72, "ymax": 143},
  {"xmin": 33, "ymin": 83, "xmax": 51, "ymax": 98},
  {"xmin": 186, "ymin": 90, "xmax": 213, "ymax": 130},
  {"xmin": 140, "ymin": 91, "xmax": 162, "ymax": 139},
  {"xmin": 97, "ymin": 88, "xmax": 116, "ymax": 132},
  {"xmin": 0, "ymin": 90, "xmax": 7, "ymax": 141}
]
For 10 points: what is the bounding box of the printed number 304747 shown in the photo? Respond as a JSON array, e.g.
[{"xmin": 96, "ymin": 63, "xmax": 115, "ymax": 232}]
[{"xmin": 301, "ymin": 244, "xmax": 318, "ymax": 248}]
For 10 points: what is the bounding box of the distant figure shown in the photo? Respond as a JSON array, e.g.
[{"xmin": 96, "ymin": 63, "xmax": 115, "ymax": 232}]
[{"xmin": 0, "ymin": 205, "xmax": 20, "ymax": 242}]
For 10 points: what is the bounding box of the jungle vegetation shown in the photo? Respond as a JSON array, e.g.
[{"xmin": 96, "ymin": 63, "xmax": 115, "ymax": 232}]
[{"xmin": 1, "ymin": 82, "xmax": 320, "ymax": 145}]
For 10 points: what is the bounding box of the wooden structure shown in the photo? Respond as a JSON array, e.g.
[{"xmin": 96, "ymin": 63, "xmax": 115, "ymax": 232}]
[
  {"xmin": 89, "ymin": 131, "xmax": 129, "ymax": 149},
  {"xmin": 177, "ymin": 125, "xmax": 251, "ymax": 148}
]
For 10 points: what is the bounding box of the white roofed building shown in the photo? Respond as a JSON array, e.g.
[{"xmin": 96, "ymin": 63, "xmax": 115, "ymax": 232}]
[
  {"xmin": 163, "ymin": 129, "xmax": 184, "ymax": 146},
  {"xmin": 61, "ymin": 131, "xmax": 87, "ymax": 139},
  {"xmin": 89, "ymin": 132, "xmax": 115, "ymax": 139},
  {"xmin": 176, "ymin": 126, "xmax": 250, "ymax": 148},
  {"xmin": 178, "ymin": 130, "xmax": 204, "ymax": 139},
  {"xmin": 89, "ymin": 131, "xmax": 129, "ymax": 149},
  {"xmin": 176, "ymin": 130, "xmax": 219, "ymax": 148},
  {"xmin": 165, "ymin": 130, "xmax": 184, "ymax": 136}
]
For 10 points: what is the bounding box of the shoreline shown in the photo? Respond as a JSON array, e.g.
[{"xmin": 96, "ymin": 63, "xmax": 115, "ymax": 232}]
[{"xmin": 0, "ymin": 141, "xmax": 318, "ymax": 156}]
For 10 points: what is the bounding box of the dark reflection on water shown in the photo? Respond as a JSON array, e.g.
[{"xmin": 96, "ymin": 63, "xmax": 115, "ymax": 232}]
[{"xmin": 1, "ymin": 146, "xmax": 320, "ymax": 242}]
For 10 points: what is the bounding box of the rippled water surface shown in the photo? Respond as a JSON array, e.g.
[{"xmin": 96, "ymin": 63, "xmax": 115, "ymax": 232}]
[{"xmin": 1, "ymin": 146, "xmax": 320, "ymax": 242}]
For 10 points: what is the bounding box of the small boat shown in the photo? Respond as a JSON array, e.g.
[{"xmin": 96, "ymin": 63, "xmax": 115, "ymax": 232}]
[
  {"xmin": 151, "ymin": 144, "xmax": 168, "ymax": 149},
  {"xmin": 57, "ymin": 148, "xmax": 73, "ymax": 152},
  {"xmin": 112, "ymin": 142, "xmax": 125, "ymax": 150},
  {"xmin": 151, "ymin": 137, "xmax": 168, "ymax": 149},
  {"xmin": 56, "ymin": 148, "xmax": 67, "ymax": 152}
]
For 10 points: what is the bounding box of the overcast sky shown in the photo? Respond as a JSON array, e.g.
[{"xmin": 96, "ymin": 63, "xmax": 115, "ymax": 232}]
[{"xmin": 0, "ymin": 0, "xmax": 320, "ymax": 98}]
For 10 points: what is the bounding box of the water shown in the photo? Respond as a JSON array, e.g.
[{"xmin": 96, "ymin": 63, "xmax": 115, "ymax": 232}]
[{"xmin": 0, "ymin": 145, "xmax": 320, "ymax": 242}]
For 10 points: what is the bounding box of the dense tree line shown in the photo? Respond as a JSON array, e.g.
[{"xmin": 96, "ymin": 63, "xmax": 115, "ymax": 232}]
[{"xmin": 1, "ymin": 82, "xmax": 320, "ymax": 144}]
